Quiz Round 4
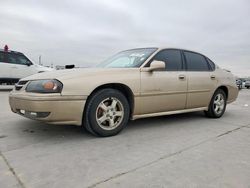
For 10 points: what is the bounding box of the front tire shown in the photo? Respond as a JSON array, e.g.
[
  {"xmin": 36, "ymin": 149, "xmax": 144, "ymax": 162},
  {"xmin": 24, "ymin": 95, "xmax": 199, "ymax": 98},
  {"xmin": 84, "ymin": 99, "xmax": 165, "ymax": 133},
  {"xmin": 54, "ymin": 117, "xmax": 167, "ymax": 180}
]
[
  {"xmin": 83, "ymin": 89, "xmax": 130, "ymax": 137},
  {"xmin": 204, "ymin": 89, "xmax": 227, "ymax": 118}
]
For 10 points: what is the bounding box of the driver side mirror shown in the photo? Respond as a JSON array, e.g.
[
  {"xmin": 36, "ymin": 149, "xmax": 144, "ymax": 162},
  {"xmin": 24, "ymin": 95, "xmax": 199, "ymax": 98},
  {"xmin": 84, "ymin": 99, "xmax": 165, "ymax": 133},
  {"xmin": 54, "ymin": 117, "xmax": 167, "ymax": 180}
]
[{"xmin": 148, "ymin": 60, "xmax": 165, "ymax": 71}]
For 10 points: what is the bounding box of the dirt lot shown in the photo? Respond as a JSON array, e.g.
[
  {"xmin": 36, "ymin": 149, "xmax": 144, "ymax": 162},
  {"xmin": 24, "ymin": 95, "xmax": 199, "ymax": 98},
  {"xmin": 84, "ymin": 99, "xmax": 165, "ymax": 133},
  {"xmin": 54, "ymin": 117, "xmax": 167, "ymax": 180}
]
[{"xmin": 0, "ymin": 90, "xmax": 249, "ymax": 188}]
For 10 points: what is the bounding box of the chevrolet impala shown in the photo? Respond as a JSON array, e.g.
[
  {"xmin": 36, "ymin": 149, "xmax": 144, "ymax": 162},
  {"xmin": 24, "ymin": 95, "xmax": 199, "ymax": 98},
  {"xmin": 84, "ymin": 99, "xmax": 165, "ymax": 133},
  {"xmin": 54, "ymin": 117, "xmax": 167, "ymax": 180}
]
[{"xmin": 9, "ymin": 48, "xmax": 238, "ymax": 136}]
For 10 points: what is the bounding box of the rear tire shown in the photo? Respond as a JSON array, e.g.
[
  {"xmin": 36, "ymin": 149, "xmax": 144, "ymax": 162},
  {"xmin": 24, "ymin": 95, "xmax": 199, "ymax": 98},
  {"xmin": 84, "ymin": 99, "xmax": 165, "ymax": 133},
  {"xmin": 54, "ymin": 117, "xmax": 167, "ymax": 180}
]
[
  {"xmin": 83, "ymin": 88, "xmax": 130, "ymax": 137},
  {"xmin": 204, "ymin": 89, "xmax": 227, "ymax": 118}
]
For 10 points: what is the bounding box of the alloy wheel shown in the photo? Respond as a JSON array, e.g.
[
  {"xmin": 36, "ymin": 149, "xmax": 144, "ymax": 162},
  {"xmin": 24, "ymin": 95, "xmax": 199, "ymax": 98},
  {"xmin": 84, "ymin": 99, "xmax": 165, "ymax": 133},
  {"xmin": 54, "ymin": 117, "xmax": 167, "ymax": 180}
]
[
  {"xmin": 213, "ymin": 93, "xmax": 225, "ymax": 115},
  {"xmin": 95, "ymin": 97, "xmax": 124, "ymax": 130}
]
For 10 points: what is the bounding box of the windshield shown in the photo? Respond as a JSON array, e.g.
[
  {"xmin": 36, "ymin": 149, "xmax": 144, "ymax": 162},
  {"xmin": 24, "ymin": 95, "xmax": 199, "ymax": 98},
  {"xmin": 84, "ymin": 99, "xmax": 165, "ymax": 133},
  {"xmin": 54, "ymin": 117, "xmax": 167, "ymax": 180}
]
[{"xmin": 96, "ymin": 48, "xmax": 157, "ymax": 68}]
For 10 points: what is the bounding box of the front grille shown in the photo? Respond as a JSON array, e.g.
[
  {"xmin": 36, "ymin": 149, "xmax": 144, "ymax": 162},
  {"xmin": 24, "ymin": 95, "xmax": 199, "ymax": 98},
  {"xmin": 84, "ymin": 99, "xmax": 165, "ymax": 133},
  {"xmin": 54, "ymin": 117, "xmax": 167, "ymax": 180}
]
[{"xmin": 15, "ymin": 80, "xmax": 29, "ymax": 91}]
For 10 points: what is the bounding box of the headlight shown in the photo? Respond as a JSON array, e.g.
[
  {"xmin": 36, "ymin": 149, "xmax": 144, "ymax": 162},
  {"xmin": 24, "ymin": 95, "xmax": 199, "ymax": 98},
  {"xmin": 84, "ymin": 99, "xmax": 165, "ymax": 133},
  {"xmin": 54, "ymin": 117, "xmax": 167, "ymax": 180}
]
[{"xmin": 26, "ymin": 79, "xmax": 63, "ymax": 93}]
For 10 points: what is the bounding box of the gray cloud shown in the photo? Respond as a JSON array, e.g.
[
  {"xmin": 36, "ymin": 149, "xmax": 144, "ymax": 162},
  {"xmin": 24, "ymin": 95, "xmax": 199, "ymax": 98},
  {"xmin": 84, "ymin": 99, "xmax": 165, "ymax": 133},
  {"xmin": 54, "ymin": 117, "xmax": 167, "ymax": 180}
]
[{"xmin": 0, "ymin": 0, "xmax": 249, "ymax": 76}]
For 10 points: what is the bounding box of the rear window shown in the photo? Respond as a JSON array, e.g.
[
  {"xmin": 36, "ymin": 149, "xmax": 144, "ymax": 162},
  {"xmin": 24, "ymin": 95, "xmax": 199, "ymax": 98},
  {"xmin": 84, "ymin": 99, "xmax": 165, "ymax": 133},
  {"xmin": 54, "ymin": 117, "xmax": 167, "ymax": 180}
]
[{"xmin": 184, "ymin": 51, "xmax": 210, "ymax": 71}]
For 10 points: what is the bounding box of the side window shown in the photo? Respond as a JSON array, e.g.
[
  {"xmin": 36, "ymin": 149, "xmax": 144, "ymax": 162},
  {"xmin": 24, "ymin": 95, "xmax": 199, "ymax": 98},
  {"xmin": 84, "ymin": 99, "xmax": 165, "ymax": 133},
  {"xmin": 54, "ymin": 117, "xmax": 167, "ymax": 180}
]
[
  {"xmin": 0, "ymin": 52, "xmax": 5, "ymax": 62},
  {"xmin": 206, "ymin": 58, "xmax": 215, "ymax": 71},
  {"xmin": 151, "ymin": 49, "xmax": 182, "ymax": 71},
  {"xmin": 184, "ymin": 51, "xmax": 210, "ymax": 71},
  {"xmin": 7, "ymin": 53, "xmax": 17, "ymax": 64},
  {"xmin": 7, "ymin": 53, "xmax": 31, "ymax": 65},
  {"xmin": 16, "ymin": 54, "xmax": 31, "ymax": 65}
]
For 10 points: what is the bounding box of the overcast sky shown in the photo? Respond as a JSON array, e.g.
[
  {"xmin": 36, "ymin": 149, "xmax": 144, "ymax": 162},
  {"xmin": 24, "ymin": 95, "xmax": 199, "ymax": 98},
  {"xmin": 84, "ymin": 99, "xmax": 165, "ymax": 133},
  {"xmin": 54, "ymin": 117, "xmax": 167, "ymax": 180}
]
[{"xmin": 0, "ymin": 0, "xmax": 250, "ymax": 76}]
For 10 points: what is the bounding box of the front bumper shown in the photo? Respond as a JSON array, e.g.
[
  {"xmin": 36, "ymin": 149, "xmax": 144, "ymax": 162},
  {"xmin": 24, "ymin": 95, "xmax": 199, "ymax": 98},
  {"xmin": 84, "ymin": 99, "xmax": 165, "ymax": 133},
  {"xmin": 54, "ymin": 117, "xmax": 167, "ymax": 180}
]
[{"xmin": 9, "ymin": 92, "xmax": 87, "ymax": 126}]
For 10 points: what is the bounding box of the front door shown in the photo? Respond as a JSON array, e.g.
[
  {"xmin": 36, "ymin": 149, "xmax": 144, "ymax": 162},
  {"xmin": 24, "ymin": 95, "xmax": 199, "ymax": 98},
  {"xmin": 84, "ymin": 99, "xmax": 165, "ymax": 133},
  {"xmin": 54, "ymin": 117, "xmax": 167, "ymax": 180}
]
[{"xmin": 139, "ymin": 49, "xmax": 188, "ymax": 115}]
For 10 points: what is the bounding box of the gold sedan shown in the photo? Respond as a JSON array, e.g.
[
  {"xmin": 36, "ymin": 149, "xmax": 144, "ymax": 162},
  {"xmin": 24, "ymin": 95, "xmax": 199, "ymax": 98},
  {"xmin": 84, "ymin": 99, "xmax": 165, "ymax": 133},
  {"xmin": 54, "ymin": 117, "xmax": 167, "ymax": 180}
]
[{"xmin": 9, "ymin": 48, "xmax": 238, "ymax": 136}]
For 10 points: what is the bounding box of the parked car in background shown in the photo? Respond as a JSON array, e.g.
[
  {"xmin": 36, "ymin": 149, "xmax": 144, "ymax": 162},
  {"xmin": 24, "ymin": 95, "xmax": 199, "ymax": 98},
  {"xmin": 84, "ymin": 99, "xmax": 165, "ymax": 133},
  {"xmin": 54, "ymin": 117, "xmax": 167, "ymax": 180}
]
[
  {"xmin": 0, "ymin": 45, "xmax": 53, "ymax": 84},
  {"xmin": 9, "ymin": 47, "xmax": 239, "ymax": 137},
  {"xmin": 245, "ymin": 80, "xmax": 250, "ymax": 89},
  {"xmin": 236, "ymin": 79, "xmax": 242, "ymax": 89}
]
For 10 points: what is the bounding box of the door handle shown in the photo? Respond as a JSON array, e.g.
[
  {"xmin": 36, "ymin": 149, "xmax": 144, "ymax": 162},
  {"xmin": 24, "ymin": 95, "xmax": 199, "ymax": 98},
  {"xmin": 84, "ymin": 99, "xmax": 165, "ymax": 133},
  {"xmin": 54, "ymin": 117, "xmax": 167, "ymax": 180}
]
[
  {"xmin": 179, "ymin": 75, "xmax": 186, "ymax": 80},
  {"xmin": 210, "ymin": 75, "xmax": 216, "ymax": 79}
]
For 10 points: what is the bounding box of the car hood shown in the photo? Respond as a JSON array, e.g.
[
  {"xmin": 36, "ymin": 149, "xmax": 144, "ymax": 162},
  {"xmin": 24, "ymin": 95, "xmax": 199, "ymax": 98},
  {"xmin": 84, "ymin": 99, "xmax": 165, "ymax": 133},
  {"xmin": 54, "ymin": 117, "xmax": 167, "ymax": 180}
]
[
  {"xmin": 33, "ymin": 64, "xmax": 54, "ymax": 72},
  {"xmin": 21, "ymin": 68, "xmax": 140, "ymax": 81}
]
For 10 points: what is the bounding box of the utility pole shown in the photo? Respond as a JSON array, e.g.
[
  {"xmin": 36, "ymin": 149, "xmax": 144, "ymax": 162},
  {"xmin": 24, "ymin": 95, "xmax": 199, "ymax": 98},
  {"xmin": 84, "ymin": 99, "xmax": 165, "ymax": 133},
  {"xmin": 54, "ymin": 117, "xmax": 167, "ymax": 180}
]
[{"xmin": 39, "ymin": 55, "xmax": 42, "ymax": 65}]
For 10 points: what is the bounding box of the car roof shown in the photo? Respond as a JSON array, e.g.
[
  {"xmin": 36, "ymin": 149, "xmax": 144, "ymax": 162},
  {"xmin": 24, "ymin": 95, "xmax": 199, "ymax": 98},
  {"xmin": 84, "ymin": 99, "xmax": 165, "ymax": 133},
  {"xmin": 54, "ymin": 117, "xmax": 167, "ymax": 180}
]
[
  {"xmin": 127, "ymin": 47, "xmax": 207, "ymax": 55},
  {"xmin": 157, "ymin": 47, "xmax": 208, "ymax": 55}
]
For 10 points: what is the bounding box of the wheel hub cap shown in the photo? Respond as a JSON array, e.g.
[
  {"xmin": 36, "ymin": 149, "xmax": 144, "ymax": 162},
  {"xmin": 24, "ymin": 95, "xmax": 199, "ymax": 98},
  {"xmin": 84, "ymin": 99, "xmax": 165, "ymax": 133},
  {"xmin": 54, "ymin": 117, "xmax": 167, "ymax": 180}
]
[
  {"xmin": 96, "ymin": 97, "xmax": 124, "ymax": 130},
  {"xmin": 213, "ymin": 93, "xmax": 225, "ymax": 115}
]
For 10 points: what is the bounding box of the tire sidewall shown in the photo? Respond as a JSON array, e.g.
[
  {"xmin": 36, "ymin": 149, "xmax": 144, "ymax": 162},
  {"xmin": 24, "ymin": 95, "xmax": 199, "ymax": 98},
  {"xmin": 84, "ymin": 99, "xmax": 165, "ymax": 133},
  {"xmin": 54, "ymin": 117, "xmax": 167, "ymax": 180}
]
[
  {"xmin": 87, "ymin": 89, "xmax": 130, "ymax": 137},
  {"xmin": 210, "ymin": 89, "xmax": 227, "ymax": 118}
]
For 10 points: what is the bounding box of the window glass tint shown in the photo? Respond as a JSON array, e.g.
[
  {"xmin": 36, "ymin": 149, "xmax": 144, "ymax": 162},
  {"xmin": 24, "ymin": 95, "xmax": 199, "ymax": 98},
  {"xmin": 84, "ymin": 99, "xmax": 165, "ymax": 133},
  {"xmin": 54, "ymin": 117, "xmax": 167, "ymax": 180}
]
[
  {"xmin": 0, "ymin": 52, "xmax": 4, "ymax": 62},
  {"xmin": 152, "ymin": 49, "xmax": 182, "ymax": 71},
  {"xmin": 184, "ymin": 51, "xmax": 209, "ymax": 71},
  {"xmin": 8, "ymin": 53, "xmax": 17, "ymax": 64},
  {"xmin": 16, "ymin": 55, "xmax": 30, "ymax": 65},
  {"xmin": 7, "ymin": 53, "xmax": 31, "ymax": 65},
  {"xmin": 0, "ymin": 52, "xmax": 8, "ymax": 63}
]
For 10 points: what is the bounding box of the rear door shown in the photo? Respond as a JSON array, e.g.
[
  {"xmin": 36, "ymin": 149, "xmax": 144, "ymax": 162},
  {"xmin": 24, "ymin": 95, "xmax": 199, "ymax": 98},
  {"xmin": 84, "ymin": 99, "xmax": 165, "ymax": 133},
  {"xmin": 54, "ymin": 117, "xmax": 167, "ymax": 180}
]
[
  {"xmin": 140, "ymin": 49, "xmax": 188, "ymax": 114},
  {"xmin": 183, "ymin": 51, "xmax": 217, "ymax": 108}
]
